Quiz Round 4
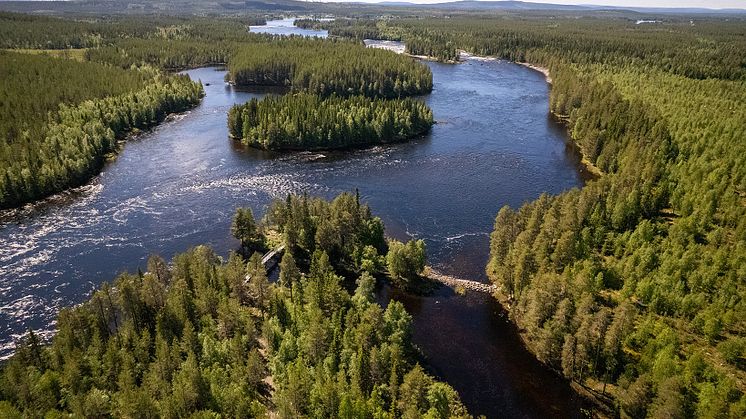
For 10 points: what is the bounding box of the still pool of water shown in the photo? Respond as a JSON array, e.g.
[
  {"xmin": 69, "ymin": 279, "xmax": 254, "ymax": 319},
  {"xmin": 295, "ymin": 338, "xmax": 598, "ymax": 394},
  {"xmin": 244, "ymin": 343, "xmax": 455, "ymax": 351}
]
[{"xmin": 0, "ymin": 52, "xmax": 592, "ymax": 416}]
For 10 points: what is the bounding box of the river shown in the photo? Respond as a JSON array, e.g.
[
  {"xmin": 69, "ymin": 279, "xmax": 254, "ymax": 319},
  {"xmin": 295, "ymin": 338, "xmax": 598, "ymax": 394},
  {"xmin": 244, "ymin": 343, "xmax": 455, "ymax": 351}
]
[
  {"xmin": 249, "ymin": 17, "xmax": 329, "ymax": 37},
  {"xmin": 0, "ymin": 22, "xmax": 594, "ymax": 418}
]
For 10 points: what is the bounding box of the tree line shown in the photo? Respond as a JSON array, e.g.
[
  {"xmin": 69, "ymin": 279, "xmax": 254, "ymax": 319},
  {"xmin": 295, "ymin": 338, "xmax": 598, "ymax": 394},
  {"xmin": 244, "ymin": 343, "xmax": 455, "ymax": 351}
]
[
  {"xmin": 0, "ymin": 193, "xmax": 465, "ymax": 418},
  {"xmin": 86, "ymin": 38, "xmax": 238, "ymax": 70},
  {"xmin": 317, "ymin": 16, "xmax": 746, "ymax": 81},
  {"xmin": 81, "ymin": 28, "xmax": 433, "ymax": 99},
  {"xmin": 228, "ymin": 37, "xmax": 432, "ymax": 99},
  {"xmin": 0, "ymin": 51, "xmax": 203, "ymax": 209},
  {"xmin": 430, "ymin": 15, "xmax": 746, "ymax": 419},
  {"xmin": 0, "ymin": 12, "xmax": 265, "ymax": 50},
  {"xmin": 294, "ymin": 18, "xmax": 387, "ymax": 41},
  {"xmin": 228, "ymin": 93, "xmax": 433, "ymax": 151},
  {"xmin": 257, "ymin": 192, "xmax": 427, "ymax": 289}
]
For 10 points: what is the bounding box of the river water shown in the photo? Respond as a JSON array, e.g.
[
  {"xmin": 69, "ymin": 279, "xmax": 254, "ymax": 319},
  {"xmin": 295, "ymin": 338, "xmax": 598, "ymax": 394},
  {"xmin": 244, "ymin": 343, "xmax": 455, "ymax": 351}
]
[
  {"xmin": 249, "ymin": 17, "xmax": 328, "ymax": 37},
  {"xmin": 0, "ymin": 26, "xmax": 593, "ymax": 417}
]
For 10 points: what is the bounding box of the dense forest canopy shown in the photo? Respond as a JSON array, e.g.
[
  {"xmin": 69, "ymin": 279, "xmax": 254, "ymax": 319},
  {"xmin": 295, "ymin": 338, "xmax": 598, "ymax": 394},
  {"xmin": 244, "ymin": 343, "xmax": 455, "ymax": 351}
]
[
  {"xmin": 1, "ymin": 13, "xmax": 433, "ymax": 97},
  {"xmin": 263, "ymin": 192, "xmax": 388, "ymax": 274},
  {"xmin": 298, "ymin": 11, "xmax": 746, "ymax": 418},
  {"xmin": 228, "ymin": 37, "xmax": 432, "ymax": 98},
  {"xmin": 0, "ymin": 51, "xmax": 203, "ymax": 209},
  {"xmin": 86, "ymin": 38, "xmax": 238, "ymax": 70},
  {"xmin": 1, "ymin": 12, "xmax": 267, "ymax": 71},
  {"xmin": 0, "ymin": 193, "xmax": 470, "ymax": 418},
  {"xmin": 0, "ymin": 12, "xmax": 265, "ymax": 49},
  {"xmin": 295, "ymin": 18, "xmax": 386, "ymax": 40},
  {"xmin": 303, "ymin": 16, "xmax": 746, "ymax": 81},
  {"xmin": 0, "ymin": 50, "xmax": 149, "ymax": 143},
  {"xmin": 228, "ymin": 93, "xmax": 433, "ymax": 151}
]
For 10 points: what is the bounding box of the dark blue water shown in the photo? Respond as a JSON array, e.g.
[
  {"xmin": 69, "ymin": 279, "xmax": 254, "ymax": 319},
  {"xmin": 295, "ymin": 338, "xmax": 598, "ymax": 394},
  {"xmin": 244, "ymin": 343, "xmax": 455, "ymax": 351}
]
[{"xmin": 0, "ymin": 56, "xmax": 590, "ymax": 416}]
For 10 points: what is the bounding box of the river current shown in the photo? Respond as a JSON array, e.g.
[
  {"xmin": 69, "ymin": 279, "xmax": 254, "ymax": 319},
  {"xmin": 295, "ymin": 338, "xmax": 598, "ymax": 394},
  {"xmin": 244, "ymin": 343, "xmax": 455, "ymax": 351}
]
[{"xmin": 0, "ymin": 24, "xmax": 593, "ymax": 417}]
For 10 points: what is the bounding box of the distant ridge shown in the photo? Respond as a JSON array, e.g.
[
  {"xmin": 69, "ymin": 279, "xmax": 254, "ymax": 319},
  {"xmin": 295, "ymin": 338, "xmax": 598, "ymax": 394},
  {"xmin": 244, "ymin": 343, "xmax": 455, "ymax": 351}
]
[
  {"xmin": 0, "ymin": 0, "xmax": 743, "ymax": 15},
  {"xmin": 376, "ymin": 0, "xmax": 746, "ymax": 14},
  {"xmin": 378, "ymin": 1, "xmax": 591, "ymax": 11}
]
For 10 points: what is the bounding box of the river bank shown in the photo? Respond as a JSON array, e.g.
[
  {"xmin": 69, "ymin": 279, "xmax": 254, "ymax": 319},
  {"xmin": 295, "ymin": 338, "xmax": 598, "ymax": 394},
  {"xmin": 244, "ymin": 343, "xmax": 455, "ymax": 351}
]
[
  {"xmin": 516, "ymin": 61, "xmax": 552, "ymax": 84},
  {"xmin": 511, "ymin": 60, "xmax": 603, "ymax": 179},
  {"xmin": 0, "ymin": 78, "xmax": 204, "ymax": 211},
  {"xmin": 490, "ymin": 285, "xmax": 614, "ymax": 417}
]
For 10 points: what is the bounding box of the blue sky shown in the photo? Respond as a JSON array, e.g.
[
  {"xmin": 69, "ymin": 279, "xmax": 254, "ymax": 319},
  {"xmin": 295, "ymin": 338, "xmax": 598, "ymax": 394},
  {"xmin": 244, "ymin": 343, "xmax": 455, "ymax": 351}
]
[{"xmin": 325, "ymin": 0, "xmax": 746, "ymax": 9}]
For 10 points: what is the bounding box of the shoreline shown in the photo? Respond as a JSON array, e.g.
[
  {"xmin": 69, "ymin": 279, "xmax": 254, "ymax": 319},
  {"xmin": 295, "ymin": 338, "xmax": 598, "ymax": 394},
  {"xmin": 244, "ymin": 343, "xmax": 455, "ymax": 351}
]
[
  {"xmin": 509, "ymin": 59, "xmax": 603, "ymax": 178},
  {"xmin": 516, "ymin": 61, "xmax": 553, "ymax": 84},
  {"xmin": 491, "ymin": 287, "xmax": 614, "ymax": 418},
  {"xmin": 0, "ymin": 103, "xmax": 202, "ymax": 212},
  {"xmin": 232, "ymin": 127, "xmax": 433, "ymax": 153},
  {"xmin": 405, "ymin": 46, "xmax": 609, "ymax": 413}
]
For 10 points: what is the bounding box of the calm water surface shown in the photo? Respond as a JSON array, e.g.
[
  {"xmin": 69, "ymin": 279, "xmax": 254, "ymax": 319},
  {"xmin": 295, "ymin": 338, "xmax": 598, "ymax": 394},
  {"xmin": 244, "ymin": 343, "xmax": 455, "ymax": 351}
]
[
  {"xmin": 0, "ymin": 48, "xmax": 592, "ymax": 416},
  {"xmin": 249, "ymin": 18, "xmax": 328, "ymax": 37}
]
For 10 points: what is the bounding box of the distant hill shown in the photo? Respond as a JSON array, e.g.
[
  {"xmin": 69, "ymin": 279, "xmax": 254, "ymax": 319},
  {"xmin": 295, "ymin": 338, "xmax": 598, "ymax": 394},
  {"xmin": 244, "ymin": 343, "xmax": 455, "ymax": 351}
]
[
  {"xmin": 379, "ymin": 1, "xmax": 592, "ymax": 11},
  {"xmin": 0, "ymin": 0, "xmax": 743, "ymax": 16},
  {"xmin": 375, "ymin": 0, "xmax": 746, "ymax": 14}
]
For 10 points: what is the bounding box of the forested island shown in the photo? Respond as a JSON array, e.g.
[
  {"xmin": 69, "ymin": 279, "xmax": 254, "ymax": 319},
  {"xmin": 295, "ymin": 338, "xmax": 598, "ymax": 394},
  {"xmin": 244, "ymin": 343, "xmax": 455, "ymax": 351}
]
[
  {"xmin": 228, "ymin": 38, "xmax": 432, "ymax": 99},
  {"xmin": 225, "ymin": 38, "xmax": 434, "ymax": 151},
  {"xmin": 0, "ymin": 193, "xmax": 463, "ymax": 418},
  {"xmin": 228, "ymin": 94, "xmax": 433, "ymax": 150},
  {"xmin": 295, "ymin": 18, "xmax": 384, "ymax": 41}
]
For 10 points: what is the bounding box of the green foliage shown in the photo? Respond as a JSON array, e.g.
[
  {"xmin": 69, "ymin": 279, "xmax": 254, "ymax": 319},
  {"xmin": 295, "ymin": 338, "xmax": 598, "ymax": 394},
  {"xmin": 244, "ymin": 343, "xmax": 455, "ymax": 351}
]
[
  {"xmin": 0, "ymin": 50, "xmax": 148, "ymax": 145},
  {"xmin": 267, "ymin": 245, "xmax": 469, "ymax": 419},
  {"xmin": 0, "ymin": 50, "xmax": 203, "ymax": 209},
  {"xmin": 87, "ymin": 38, "xmax": 237, "ymax": 70},
  {"xmin": 1, "ymin": 12, "xmax": 433, "ymax": 207},
  {"xmin": 0, "ymin": 12, "xmax": 264, "ymax": 50},
  {"xmin": 232, "ymin": 208, "xmax": 262, "ymax": 252},
  {"xmin": 717, "ymin": 337, "xmax": 745, "ymax": 368},
  {"xmin": 228, "ymin": 37, "xmax": 432, "ymax": 99},
  {"xmin": 380, "ymin": 17, "xmax": 746, "ymax": 80},
  {"xmin": 265, "ymin": 192, "xmax": 387, "ymax": 272},
  {"xmin": 300, "ymin": 9, "xmax": 745, "ymax": 417},
  {"xmin": 0, "ymin": 246, "xmax": 262, "ymax": 417},
  {"xmin": 386, "ymin": 239, "xmax": 427, "ymax": 289},
  {"xmin": 295, "ymin": 18, "xmax": 387, "ymax": 41},
  {"xmin": 228, "ymin": 93, "xmax": 433, "ymax": 151}
]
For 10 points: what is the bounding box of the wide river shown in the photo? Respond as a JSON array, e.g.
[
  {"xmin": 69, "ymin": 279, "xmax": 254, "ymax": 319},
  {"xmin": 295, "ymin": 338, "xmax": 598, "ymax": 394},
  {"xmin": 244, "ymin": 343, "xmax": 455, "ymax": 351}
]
[{"xmin": 0, "ymin": 24, "xmax": 595, "ymax": 417}]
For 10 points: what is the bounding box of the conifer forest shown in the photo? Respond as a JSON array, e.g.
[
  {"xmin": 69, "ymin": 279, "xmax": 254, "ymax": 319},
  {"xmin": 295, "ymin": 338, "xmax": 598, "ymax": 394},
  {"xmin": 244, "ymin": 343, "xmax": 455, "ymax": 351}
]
[{"xmin": 0, "ymin": 2, "xmax": 744, "ymax": 418}]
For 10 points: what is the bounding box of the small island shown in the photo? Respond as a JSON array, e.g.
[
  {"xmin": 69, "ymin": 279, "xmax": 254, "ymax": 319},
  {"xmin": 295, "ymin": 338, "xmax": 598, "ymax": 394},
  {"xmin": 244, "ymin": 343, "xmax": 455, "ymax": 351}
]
[
  {"xmin": 228, "ymin": 93, "xmax": 434, "ymax": 151},
  {"xmin": 227, "ymin": 38, "xmax": 433, "ymax": 99}
]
